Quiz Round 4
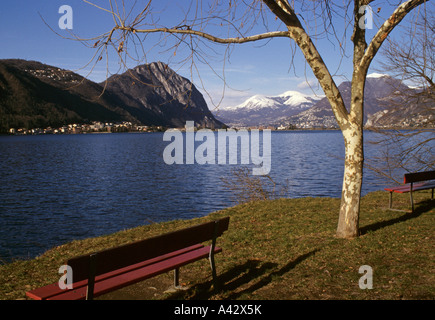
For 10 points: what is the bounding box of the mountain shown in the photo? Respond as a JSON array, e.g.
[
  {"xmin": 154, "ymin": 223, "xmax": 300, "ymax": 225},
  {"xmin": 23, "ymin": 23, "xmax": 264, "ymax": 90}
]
[
  {"xmin": 213, "ymin": 91, "xmax": 323, "ymax": 127},
  {"xmin": 102, "ymin": 62, "xmax": 222, "ymax": 128},
  {"xmin": 215, "ymin": 73, "xmax": 433, "ymax": 128},
  {"xmin": 0, "ymin": 59, "xmax": 223, "ymax": 133},
  {"xmin": 0, "ymin": 59, "xmax": 133, "ymax": 132},
  {"xmin": 282, "ymin": 74, "xmax": 434, "ymax": 128}
]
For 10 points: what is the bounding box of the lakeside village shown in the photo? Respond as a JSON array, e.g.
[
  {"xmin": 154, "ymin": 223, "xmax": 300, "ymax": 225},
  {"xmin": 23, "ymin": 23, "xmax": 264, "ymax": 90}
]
[
  {"xmin": 8, "ymin": 116, "xmax": 433, "ymax": 135},
  {"xmin": 7, "ymin": 121, "xmax": 298, "ymax": 135},
  {"xmin": 7, "ymin": 118, "xmax": 434, "ymax": 135},
  {"xmin": 8, "ymin": 121, "xmax": 163, "ymax": 135}
]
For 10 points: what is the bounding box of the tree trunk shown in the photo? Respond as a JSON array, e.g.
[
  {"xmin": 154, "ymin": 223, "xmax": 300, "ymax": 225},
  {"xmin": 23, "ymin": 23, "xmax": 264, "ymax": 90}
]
[{"xmin": 336, "ymin": 122, "xmax": 364, "ymax": 238}]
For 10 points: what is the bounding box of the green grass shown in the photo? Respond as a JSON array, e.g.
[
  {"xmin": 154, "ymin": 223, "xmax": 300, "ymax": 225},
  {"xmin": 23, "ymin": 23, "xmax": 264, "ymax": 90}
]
[{"xmin": 0, "ymin": 191, "xmax": 433, "ymax": 300}]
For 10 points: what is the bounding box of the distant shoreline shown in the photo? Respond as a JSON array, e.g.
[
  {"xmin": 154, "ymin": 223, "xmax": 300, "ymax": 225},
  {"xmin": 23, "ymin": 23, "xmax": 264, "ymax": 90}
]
[{"xmin": 2, "ymin": 125, "xmax": 434, "ymax": 136}]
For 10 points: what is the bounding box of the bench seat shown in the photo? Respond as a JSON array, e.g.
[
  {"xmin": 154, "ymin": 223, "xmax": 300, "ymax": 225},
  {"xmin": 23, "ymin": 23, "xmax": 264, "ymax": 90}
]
[
  {"xmin": 384, "ymin": 170, "xmax": 435, "ymax": 213},
  {"xmin": 384, "ymin": 181, "xmax": 435, "ymax": 193},
  {"xmin": 26, "ymin": 217, "xmax": 230, "ymax": 300},
  {"xmin": 27, "ymin": 244, "xmax": 221, "ymax": 300}
]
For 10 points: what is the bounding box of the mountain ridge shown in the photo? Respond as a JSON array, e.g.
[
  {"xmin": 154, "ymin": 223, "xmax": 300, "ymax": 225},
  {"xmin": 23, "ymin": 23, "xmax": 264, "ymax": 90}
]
[
  {"xmin": 0, "ymin": 59, "xmax": 223, "ymax": 133},
  {"xmin": 284, "ymin": 75, "xmax": 433, "ymax": 128},
  {"xmin": 214, "ymin": 74, "xmax": 433, "ymax": 128},
  {"xmin": 102, "ymin": 61, "xmax": 221, "ymax": 128},
  {"xmin": 214, "ymin": 90, "xmax": 323, "ymax": 127}
]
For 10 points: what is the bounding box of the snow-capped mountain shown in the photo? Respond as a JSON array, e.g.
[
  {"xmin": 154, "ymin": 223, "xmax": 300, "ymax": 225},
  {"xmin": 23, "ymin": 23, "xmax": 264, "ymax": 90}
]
[
  {"xmin": 213, "ymin": 91, "xmax": 323, "ymax": 126},
  {"xmin": 283, "ymin": 74, "xmax": 434, "ymax": 129},
  {"xmin": 225, "ymin": 94, "xmax": 278, "ymax": 111},
  {"xmin": 366, "ymin": 72, "xmax": 389, "ymax": 79},
  {"xmin": 213, "ymin": 73, "xmax": 433, "ymax": 128}
]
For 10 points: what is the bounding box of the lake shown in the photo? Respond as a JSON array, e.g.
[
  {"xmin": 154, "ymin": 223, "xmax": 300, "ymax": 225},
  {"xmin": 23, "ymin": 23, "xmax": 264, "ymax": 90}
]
[{"xmin": 0, "ymin": 130, "xmax": 396, "ymax": 262}]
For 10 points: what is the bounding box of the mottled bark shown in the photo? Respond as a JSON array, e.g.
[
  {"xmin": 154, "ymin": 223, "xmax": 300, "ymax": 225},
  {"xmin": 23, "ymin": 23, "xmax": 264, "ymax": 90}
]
[
  {"xmin": 335, "ymin": 1, "xmax": 367, "ymax": 239},
  {"xmin": 337, "ymin": 122, "xmax": 364, "ymax": 238}
]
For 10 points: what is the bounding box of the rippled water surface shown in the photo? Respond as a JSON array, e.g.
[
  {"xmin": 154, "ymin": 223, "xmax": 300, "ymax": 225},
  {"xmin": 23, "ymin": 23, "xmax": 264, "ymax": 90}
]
[{"xmin": 0, "ymin": 131, "xmax": 394, "ymax": 261}]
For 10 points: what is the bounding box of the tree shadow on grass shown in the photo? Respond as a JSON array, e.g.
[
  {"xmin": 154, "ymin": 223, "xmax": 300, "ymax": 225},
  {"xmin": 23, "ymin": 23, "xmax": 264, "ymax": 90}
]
[
  {"xmin": 360, "ymin": 198, "xmax": 434, "ymax": 235},
  {"xmin": 165, "ymin": 249, "xmax": 318, "ymax": 300},
  {"xmin": 164, "ymin": 259, "xmax": 276, "ymax": 300},
  {"xmin": 226, "ymin": 249, "xmax": 319, "ymax": 300}
]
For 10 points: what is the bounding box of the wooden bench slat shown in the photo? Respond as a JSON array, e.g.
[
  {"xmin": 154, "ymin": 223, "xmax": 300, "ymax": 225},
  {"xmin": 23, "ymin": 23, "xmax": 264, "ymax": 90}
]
[
  {"xmin": 67, "ymin": 217, "xmax": 230, "ymax": 283},
  {"xmin": 384, "ymin": 181, "xmax": 435, "ymax": 193},
  {"xmin": 48, "ymin": 245, "xmax": 222, "ymax": 300},
  {"xmin": 404, "ymin": 170, "xmax": 435, "ymax": 184},
  {"xmin": 25, "ymin": 243, "xmax": 205, "ymax": 300},
  {"xmin": 26, "ymin": 283, "xmax": 58, "ymax": 300}
]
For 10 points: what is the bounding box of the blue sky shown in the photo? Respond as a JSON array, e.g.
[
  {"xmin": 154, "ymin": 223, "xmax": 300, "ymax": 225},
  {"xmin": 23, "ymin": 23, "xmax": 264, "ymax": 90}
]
[{"xmin": 0, "ymin": 0, "xmax": 424, "ymax": 109}]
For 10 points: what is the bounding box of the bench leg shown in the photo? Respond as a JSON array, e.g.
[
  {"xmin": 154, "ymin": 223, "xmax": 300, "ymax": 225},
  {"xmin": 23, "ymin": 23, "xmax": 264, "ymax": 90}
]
[
  {"xmin": 174, "ymin": 268, "xmax": 180, "ymax": 288},
  {"xmin": 209, "ymin": 221, "xmax": 219, "ymax": 290},
  {"xmin": 410, "ymin": 190, "xmax": 414, "ymax": 213},
  {"xmin": 209, "ymin": 253, "xmax": 218, "ymax": 289},
  {"xmin": 86, "ymin": 253, "xmax": 97, "ymax": 300},
  {"xmin": 389, "ymin": 192, "xmax": 393, "ymax": 209},
  {"xmin": 387, "ymin": 191, "xmax": 411, "ymax": 213}
]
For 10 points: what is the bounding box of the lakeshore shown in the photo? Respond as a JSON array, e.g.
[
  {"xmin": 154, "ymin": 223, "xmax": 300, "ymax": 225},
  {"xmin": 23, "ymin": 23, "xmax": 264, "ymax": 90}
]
[
  {"xmin": 5, "ymin": 121, "xmax": 434, "ymax": 136},
  {"xmin": 0, "ymin": 130, "xmax": 394, "ymax": 262},
  {"xmin": 0, "ymin": 191, "xmax": 433, "ymax": 300}
]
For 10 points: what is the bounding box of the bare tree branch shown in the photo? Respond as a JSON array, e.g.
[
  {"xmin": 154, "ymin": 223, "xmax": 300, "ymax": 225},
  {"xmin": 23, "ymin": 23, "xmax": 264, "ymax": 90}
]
[
  {"xmin": 359, "ymin": 0, "xmax": 428, "ymax": 74},
  {"xmin": 119, "ymin": 26, "xmax": 291, "ymax": 44}
]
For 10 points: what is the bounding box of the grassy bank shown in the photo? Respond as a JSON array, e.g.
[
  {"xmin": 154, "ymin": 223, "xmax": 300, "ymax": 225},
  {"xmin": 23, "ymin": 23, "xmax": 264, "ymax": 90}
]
[{"xmin": 0, "ymin": 191, "xmax": 433, "ymax": 300}]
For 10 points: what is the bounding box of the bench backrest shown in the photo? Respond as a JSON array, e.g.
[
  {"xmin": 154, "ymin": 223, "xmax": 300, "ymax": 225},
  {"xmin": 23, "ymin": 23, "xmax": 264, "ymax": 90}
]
[
  {"xmin": 67, "ymin": 217, "xmax": 230, "ymax": 283},
  {"xmin": 404, "ymin": 170, "xmax": 435, "ymax": 184}
]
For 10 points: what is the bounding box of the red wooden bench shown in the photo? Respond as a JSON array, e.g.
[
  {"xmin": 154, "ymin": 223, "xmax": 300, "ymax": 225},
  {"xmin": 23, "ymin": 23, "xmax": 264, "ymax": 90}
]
[
  {"xmin": 26, "ymin": 217, "xmax": 230, "ymax": 300},
  {"xmin": 384, "ymin": 170, "xmax": 435, "ymax": 213}
]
